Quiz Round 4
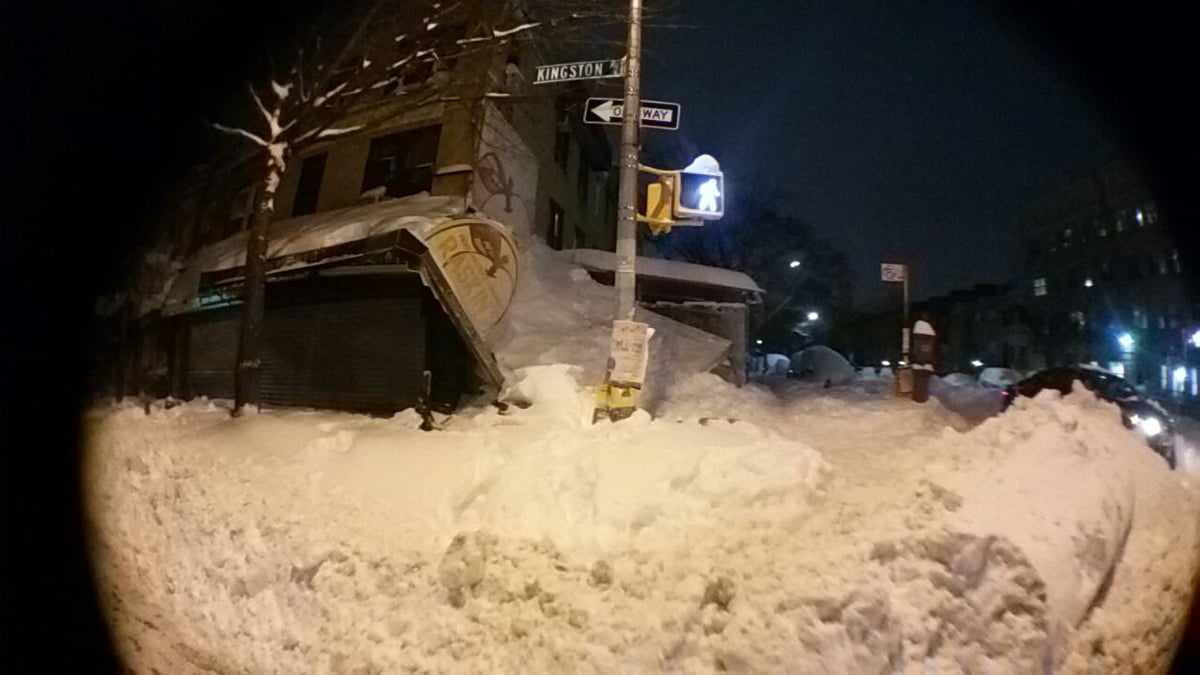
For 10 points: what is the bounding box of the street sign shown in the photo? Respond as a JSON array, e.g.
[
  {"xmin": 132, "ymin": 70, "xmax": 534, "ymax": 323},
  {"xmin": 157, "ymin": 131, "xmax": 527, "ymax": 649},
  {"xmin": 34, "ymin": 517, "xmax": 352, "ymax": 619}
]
[
  {"xmin": 583, "ymin": 97, "xmax": 681, "ymax": 130},
  {"xmin": 533, "ymin": 59, "xmax": 624, "ymax": 85},
  {"xmin": 881, "ymin": 263, "xmax": 906, "ymax": 282}
]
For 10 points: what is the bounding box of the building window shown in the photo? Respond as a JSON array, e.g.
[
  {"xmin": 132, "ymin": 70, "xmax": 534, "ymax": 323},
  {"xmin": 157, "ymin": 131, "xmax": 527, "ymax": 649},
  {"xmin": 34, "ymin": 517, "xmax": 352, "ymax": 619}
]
[
  {"xmin": 1070, "ymin": 310, "xmax": 1086, "ymax": 328},
  {"xmin": 361, "ymin": 126, "xmax": 441, "ymax": 199},
  {"xmin": 577, "ymin": 157, "xmax": 590, "ymax": 203},
  {"xmin": 1033, "ymin": 277, "xmax": 1047, "ymax": 297},
  {"xmin": 1127, "ymin": 256, "xmax": 1142, "ymax": 281},
  {"xmin": 1133, "ymin": 308, "xmax": 1148, "ymax": 329},
  {"xmin": 292, "ymin": 152, "xmax": 327, "ymax": 216},
  {"xmin": 553, "ymin": 114, "xmax": 570, "ymax": 171},
  {"xmin": 547, "ymin": 198, "xmax": 565, "ymax": 250}
]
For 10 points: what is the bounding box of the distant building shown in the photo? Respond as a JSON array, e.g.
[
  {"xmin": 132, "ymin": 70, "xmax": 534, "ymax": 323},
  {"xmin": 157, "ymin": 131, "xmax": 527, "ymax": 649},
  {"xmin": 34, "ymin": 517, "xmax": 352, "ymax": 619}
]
[{"xmin": 1019, "ymin": 159, "xmax": 1198, "ymax": 400}]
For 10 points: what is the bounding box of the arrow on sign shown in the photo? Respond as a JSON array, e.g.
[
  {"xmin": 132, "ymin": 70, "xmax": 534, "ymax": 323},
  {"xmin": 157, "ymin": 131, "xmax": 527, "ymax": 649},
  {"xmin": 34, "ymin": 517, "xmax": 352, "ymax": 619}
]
[
  {"xmin": 590, "ymin": 99, "xmax": 620, "ymax": 122},
  {"xmin": 583, "ymin": 97, "xmax": 681, "ymax": 130}
]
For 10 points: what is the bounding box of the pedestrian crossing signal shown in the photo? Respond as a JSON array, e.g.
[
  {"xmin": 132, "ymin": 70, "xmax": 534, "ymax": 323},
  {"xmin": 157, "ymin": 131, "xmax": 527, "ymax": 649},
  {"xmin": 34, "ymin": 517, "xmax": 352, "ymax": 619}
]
[{"xmin": 675, "ymin": 170, "xmax": 724, "ymax": 219}]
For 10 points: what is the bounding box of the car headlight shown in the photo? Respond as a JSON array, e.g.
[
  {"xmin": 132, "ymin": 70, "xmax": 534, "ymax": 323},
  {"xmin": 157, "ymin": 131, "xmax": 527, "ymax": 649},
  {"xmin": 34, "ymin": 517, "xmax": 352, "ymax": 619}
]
[{"xmin": 1136, "ymin": 415, "xmax": 1164, "ymax": 437}]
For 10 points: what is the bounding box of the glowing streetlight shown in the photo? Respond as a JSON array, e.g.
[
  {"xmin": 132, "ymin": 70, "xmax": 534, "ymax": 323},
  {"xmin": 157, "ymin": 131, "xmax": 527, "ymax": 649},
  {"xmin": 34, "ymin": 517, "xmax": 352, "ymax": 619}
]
[
  {"xmin": 806, "ymin": 311, "xmax": 819, "ymax": 321},
  {"xmin": 755, "ymin": 339, "xmax": 763, "ymax": 345},
  {"xmin": 970, "ymin": 359, "xmax": 983, "ymax": 367},
  {"xmin": 1118, "ymin": 332, "xmax": 1135, "ymax": 350},
  {"xmin": 1191, "ymin": 329, "xmax": 1200, "ymax": 348},
  {"xmin": 788, "ymin": 260, "xmax": 801, "ymax": 269},
  {"xmin": 881, "ymin": 360, "xmax": 891, "ymax": 367},
  {"xmin": 1084, "ymin": 278, "xmax": 1094, "ymax": 288}
]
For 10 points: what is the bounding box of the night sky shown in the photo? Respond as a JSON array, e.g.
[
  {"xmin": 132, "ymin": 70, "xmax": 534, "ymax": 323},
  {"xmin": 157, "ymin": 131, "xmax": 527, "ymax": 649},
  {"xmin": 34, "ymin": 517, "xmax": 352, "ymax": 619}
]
[
  {"xmin": 1, "ymin": 2, "xmax": 1197, "ymax": 670},
  {"xmin": 642, "ymin": 1, "xmax": 1125, "ymax": 306}
]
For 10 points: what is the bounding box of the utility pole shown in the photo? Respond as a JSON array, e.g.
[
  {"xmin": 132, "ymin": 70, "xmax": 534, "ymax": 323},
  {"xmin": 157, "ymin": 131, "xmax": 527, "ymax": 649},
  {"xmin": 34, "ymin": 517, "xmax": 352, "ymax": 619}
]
[
  {"xmin": 595, "ymin": 0, "xmax": 646, "ymax": 423},
  {"xmin": 614, "ymin": 0, "xmax": 643, "ymax": 319}
]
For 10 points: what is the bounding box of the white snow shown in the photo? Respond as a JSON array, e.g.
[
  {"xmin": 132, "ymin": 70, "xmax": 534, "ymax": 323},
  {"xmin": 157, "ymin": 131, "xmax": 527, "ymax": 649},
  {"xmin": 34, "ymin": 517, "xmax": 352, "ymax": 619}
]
[
  {"xmin": 316, "ymin": 125, "xmax": 364, "ymax": 138},
  {"xmin": 492, "ymin": 22, "xmax": 541, "ymax": 38},
  {"xmin": 788, "ymin": 345, "xmax": 856, "ymax": 386},
  {"xmin": 493, "ymin": 241, "xmax": 731, "ymax": 407},
  {"xmin": 979, "ymin": 367, "xmax": 1023, "ymax": 389},
  {"xmin": 568, "ymin": 248, "xmax": 763, "ymax": 294},
  {"xmin": 85, "ymin": 369, "xmax": 1200, "ymax": 673}
]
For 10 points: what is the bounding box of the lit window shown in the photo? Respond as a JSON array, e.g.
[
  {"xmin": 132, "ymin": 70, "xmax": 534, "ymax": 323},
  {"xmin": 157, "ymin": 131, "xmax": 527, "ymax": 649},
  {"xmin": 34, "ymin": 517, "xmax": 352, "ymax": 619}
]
[
  {"xmin": 1173, "ymin": 365, "xmax": 1188, "ymax": 393},
  {"xmin": 1033, "ymin": 277, "xmax": 1047, "ymax": 297},
  {"xmin": 1136, "ymin": 209, "xmax": 1145, "ymax": 226},
  {"xmin": 1162, "ymin": 365, "xmax": 1169, "ymax": 390}
]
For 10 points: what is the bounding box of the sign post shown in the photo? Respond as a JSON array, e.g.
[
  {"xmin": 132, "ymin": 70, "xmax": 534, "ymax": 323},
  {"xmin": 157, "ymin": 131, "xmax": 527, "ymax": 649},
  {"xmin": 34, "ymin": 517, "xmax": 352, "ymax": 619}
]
[
  {"xmin": 596, "ymin": 0, "xmax": 645, "ymax": 423},
  {"xmin": 881, "ymin": 263, "xmax": 911, "ymax": 397}
]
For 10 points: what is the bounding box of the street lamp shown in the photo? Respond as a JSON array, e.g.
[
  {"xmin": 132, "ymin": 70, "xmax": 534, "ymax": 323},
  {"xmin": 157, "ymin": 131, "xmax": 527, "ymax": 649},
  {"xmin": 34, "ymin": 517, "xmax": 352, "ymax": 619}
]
[
  {"xmin": 806, "ymin": 311, "xmax": 819, "ymax": 321},
  {"xmin": 970, "ymin": 359, "xmax": 983, "ymax": 368},
  {"xmin": 1191, "ymin": 329, "xmax": 1200, "ymax": 348},
  {"xmin": 1118, "ymin": 332, "xmax": 1135, "ymax": 350},
  {"xmin": 755, "ymin": 339, "xmax": 763, "ymax": 345},
  {"xmin": 789, "ymin": 260, "xmax": 801, "ymax": 269}
]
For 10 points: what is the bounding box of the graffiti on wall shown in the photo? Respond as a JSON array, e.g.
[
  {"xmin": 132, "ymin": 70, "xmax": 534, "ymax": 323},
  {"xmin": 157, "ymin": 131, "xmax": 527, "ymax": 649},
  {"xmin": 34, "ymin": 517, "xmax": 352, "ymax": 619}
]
[{"xmin": 471, "ymin": 103, "xmax": 537, "ymax": 241}]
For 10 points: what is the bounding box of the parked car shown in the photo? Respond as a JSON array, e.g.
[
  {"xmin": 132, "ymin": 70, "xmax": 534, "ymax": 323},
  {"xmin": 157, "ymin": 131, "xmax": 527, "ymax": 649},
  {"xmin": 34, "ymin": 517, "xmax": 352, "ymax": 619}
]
[{"xmin": 1001, "ymin": 365, "xmax": 1176, "ymax": 469}]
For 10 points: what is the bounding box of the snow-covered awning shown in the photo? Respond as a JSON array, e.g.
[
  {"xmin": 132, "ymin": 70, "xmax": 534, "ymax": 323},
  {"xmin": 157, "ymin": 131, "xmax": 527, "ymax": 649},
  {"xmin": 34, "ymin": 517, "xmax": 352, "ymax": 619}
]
[
  {"xmin": 566, "ymin": 248, "xmax": 763, "ymax": 296},
  {"xmin": 163, "ymin": 193, "xmax": 467, "ymax": 312}
]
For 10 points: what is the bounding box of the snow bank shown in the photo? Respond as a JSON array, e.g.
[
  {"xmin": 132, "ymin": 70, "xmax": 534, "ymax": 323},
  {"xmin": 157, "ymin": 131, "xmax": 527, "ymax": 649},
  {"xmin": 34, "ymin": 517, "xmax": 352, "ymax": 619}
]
[
  {"xmin": 492, "ymin": 240, "xmax": 730, "ymax": 408},
  {"xmin": 788, "ymin": 345, "xmax": 856, "ymax": 386},
  {"xmin": 940, "ymin": 372, "xmax": 977, "ymax": 387},
  {"xmin": 979, "ymin": 367, "xmax": 1022, "ymax": 389},
  {"xmin": 85, "ymin": 374, "xmax": 1200, "ymax": 674},
  {"xmin": 930, "ymin": 375, "xmax": 1005, "ymax": 421}
]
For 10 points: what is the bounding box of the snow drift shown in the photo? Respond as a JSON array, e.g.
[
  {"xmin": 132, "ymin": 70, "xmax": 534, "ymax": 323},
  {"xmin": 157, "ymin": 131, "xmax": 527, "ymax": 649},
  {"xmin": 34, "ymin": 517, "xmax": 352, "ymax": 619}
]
[
  {"xmin": 84, "ymin": 371, "xmax": 1200, "ymax": 674},
  {"xmin": 788, "ymin": 345, "xmax": 856, "ymax": 386}
]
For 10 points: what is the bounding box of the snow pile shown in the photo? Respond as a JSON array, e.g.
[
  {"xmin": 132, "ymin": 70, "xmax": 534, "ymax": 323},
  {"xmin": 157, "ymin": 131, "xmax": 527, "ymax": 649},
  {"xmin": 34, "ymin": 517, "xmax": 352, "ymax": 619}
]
[
  {"xmin": 788, "ymin": 345, "xmax": 856, "ymax": 386},
  {"xmin": 929, "ymin": 374, "xmax": 1006, "ymax": 422},
  {"xmin": 940, "ymin": 372, "xmax": 977, "ymax": 387},
  {"xmin": 979, "ymin": 367, "xmax": 1022, "ymax": 389},
  {"xmin": 85, "ymin": 374, "xmax": 1200, "ymax": 674},
  {"xmin": 764, "ymin": 353, "xmax": 790, "ymax": 376},
  {"xmin": 492, "ymin": 240, "xmax": 730, "ymax": 407}
]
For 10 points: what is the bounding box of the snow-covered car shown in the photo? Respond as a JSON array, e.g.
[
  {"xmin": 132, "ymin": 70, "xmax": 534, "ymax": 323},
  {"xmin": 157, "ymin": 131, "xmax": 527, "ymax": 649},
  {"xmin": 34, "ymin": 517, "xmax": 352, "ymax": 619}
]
[{"xmin": 1001, "ymin": 365, "xmax": 1177, "ymax": 469}]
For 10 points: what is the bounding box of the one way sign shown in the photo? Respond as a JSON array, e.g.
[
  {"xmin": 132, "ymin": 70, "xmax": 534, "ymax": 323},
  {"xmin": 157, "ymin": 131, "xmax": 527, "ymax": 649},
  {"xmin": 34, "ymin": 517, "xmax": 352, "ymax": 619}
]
[{"xmin": 583, "ymin": 97, "xmax": 681, "ymax": 130}]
